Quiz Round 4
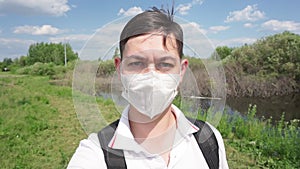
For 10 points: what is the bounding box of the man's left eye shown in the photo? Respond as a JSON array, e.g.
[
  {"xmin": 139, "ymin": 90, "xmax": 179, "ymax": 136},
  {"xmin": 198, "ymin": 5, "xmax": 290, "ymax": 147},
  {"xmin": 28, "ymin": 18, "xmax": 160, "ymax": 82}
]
[
  {"xmin": 128, "ymin": 62, "xmax": 145, "ymax": 67},
  {"xmin": 156, "ymin": 63, "xmax": 174, "ymax": 70}
]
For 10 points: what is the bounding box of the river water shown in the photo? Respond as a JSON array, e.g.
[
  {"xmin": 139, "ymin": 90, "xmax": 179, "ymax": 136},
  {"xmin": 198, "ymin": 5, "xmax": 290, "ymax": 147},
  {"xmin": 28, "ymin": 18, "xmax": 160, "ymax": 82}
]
[
  {"xmin": 97, "ymin": 89, "xmax": 299, "ymax": 123},
  {"xmin": 226, "ymin": 93, "xmax": 300, "ymax": 122}
]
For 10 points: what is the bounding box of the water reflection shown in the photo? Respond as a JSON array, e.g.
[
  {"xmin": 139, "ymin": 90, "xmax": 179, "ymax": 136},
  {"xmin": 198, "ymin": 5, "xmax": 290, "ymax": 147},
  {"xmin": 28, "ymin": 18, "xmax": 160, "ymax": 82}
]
[{"xmin": 226, "ymin": 93, "xmax": 300, "ymax": 122}]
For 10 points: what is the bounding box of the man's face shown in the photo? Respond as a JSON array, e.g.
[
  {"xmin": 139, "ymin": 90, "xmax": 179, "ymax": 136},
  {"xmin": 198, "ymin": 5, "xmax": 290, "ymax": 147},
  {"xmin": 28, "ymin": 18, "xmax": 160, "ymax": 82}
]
[{"xmin": 120, "ymin": 33, "xmax": 182, "ymax": 74}]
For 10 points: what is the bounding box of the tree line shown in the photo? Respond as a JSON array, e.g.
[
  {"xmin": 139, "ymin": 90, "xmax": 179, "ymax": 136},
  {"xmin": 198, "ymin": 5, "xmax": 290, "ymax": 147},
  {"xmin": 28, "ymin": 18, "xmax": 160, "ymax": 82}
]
[
  {"xmin": 0, "ymin": 42, "xmax": 78, "ymax": 71},
  {"xmin": 216, "ymin": 31, "xmax": 300, "ymax": 81}
]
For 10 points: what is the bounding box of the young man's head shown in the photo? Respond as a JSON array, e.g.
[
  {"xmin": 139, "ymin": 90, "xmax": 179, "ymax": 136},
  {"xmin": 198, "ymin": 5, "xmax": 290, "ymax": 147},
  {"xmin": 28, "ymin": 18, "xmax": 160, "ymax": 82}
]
[{"xmin": 115, "ymin": 7, "xmax": 188, "ymax": 121}]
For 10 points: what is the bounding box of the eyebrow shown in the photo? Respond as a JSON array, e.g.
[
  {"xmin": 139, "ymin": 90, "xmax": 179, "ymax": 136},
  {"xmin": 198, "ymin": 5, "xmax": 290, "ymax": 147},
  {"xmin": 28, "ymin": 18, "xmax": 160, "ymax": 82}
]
[
  {"xmin": 125, "ymin": 55, "xmax": 178, "ymax": 62},
  {"xmin": 125, "ymin": 55, "xmax": 147, "ymax": 61},
  {"xmin": 158, "ymin": 56, "xmax": 177, "ymax": 62}
]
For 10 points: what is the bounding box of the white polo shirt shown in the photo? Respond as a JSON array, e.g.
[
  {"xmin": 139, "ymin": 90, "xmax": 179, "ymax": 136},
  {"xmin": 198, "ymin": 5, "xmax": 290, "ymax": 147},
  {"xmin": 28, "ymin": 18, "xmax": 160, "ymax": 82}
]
[{"xmin": 67, "ymin": 105, "xmax": 229, "ymax": 169}]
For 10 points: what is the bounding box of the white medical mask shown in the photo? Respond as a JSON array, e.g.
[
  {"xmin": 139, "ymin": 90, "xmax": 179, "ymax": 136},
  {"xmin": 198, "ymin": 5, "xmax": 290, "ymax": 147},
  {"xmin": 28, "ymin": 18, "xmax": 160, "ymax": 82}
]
[{"xmin": 121, "ymin": 71, "xmax": 180, "ymax": 119}]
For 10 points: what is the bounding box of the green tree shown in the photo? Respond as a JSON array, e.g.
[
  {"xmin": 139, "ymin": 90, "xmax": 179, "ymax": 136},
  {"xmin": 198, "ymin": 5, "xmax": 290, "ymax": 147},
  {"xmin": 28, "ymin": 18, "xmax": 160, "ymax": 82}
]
[
  {"xmin": 216, "ymin": 46, "xmax": 234, "ymax": 60},
  {"xmin": 19, "ymin": 56, "xmax": 29, "ymax": 67},
  {"xmin": 231, "ymin": 31, "xmax": 300, "ymax": 79},
  {"xmin": 3, "ymin": 58, "xmax": 13, "ymax": 66},
  {"xmin": 27, "ymin": 42, "xmax": 78, "ymax": 65},
  {"xmin": 0, "ymin": 58, "xmax": 13, "ymax": 71}
]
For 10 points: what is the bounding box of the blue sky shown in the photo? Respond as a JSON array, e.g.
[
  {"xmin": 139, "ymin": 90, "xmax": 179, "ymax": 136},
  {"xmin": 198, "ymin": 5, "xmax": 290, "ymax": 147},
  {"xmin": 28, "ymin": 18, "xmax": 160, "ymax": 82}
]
[{"xmin": 0, "ymin": 0, "xmax": 300, "ymax": 61}]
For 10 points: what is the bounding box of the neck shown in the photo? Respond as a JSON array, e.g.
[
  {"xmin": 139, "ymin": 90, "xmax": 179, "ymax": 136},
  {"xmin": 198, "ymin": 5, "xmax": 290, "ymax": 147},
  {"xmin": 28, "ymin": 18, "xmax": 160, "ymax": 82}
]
[
  {"xmin": 129, "ymin": 105, "xmax": 177, "ymax": 165},
  {"xmin": 128, "ymin": 105, "xmax": 176, "ymax": 141}
]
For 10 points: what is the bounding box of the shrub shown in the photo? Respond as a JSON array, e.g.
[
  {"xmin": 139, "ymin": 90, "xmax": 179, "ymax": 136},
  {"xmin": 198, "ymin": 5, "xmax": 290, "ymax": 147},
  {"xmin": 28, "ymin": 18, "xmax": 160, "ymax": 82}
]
[
  {"xmin": 96, "ymin": 60, "xmax": 115, "ymax": 77},
  {"xmin": 15, "ymin": 62, "xmax": 67, "ymax": 76}
]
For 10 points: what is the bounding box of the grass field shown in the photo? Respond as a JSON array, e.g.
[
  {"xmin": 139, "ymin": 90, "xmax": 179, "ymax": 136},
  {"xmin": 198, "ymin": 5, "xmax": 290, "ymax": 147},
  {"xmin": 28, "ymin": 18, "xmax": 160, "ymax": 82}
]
[
  {"xmin": 0, "ymin": 72, "xmax": 298, "ymax": 168},
  {"xmin": 0, "ymin": 73, "xmax": 86, "ymax": 168}
]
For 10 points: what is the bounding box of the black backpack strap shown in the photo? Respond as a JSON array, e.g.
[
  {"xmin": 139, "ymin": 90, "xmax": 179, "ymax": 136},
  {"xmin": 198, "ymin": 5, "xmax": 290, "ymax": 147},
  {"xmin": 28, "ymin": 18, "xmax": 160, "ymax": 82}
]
[
  {"xmin": 98, "ymin": 119, "xmax": 127, "ymax": 169},
  {"xmin": 188, "ymin": 118, "xmax": 219, "ymax": 169}
]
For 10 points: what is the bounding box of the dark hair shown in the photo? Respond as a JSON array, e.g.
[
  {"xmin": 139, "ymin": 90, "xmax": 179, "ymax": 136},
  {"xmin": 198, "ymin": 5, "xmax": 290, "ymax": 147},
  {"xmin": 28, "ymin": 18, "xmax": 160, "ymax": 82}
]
[{"xmin": 119, "ymin": 7, "xmax": 183, "ymax": 59}]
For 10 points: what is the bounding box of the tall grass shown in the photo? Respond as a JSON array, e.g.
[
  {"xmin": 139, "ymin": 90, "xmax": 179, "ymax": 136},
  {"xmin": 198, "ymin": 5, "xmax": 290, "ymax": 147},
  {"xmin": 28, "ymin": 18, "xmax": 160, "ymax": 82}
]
[
  {"xmin": 174, "ymin": 95, "xmax": 300, "ymax": 168},
  {"xmin": 214, "ymin": 105, "xmax": 300, "ymax": 168}
]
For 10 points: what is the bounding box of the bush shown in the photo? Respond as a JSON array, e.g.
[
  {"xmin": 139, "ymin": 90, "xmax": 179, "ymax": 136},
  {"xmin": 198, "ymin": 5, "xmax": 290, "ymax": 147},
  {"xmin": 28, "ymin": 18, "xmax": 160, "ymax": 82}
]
[
  {"xmin": 31, "ymin": 62, "xmax": 55, "ymax": 76},
  {"xmin": 15, "ymin": 62, "xmax": 67, "ymax": 76},
  {"xmin": 96, "ymin": 60, "xmax": 115, "ymax": 77}
]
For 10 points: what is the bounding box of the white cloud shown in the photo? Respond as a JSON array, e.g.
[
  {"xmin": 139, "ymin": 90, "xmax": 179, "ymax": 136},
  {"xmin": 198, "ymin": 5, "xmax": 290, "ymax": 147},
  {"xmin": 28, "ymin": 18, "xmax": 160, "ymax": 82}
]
[
  {"xmin": 49, "ymin": 34, "xmax": 92, "ymax": 54},
  {"xmin": 49, "ymin": 34, "xmax": 91, "ymax": 43},
  {"xmin": 13, "ymin": 25, "xmax": 63, "ymax": 35},
  {"xmin": 0, "ymin": 0, "xmax": 71, "ymax": 16},
  {"xmin": 73, "ymin": 19, "xmax": 128, "ymax": 60},
  {"xmin": 176, "ymin": 0, "xmax": 204, "ymax": 15},
  {"xmin": 261, "ymin": 19, "xmax": 300, "ymax": 33},
  {"xmin": 192, "ymin": 0, "xmax": 204, "ymax": 4},
  {"xmin": 118, "ymin": 6, "xmax": 143, "ymax": 16},
  {"xmin": 178, "ymin": 21, "xmax": 217, "ymax": 58},
  {"xmin": 244, "ymin": 23, "xmax": 255, "ymax": 28},
  {"xmin": 209, "ymin": 26, "xmax": 230, "ymax": 34},
  {"xmin": 0, "ymin": 38, "xmax": 35, "ymax": 60},
  {"xmin": 181, "ymin": 22, "xmax": 207, "ymax": 35},
  {"xmin": 176, "ymin": 3, "xmax": 192, "ymax": 15},
  {"xmin": 225, "ymin": 4, "xmax": 265, "ymax": 23},
  {"xmin": 0, "ymin": 38, "xmax": 34, "ymax": 47}
]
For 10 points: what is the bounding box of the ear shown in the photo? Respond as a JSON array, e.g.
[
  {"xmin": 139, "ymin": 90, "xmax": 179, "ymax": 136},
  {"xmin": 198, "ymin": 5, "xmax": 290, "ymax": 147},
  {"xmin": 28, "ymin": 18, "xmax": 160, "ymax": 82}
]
[
  {"xmin": 114, "ymin": 57, "xmax": 121, "ymax": 72},
  {"xmin": 114, "ymin": 57, "xmax": 122, "ymax": 78},
  {"xmin": 180, "ymin": 58, "xmax": 189, "ymax": 82}
]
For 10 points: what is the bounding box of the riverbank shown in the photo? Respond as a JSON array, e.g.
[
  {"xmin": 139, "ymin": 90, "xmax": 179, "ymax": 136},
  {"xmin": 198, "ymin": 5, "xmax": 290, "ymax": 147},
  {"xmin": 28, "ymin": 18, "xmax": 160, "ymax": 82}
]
[
  {"xmin": 186, "ymin": 56, "xmax": 300, "ymax": 98},
  {"xmin": 1, "ymin": 73, "xmax": 299, "ymax": 168},
  {"xmin": 223, "ymin": 63, "xmax": 300, "ymax": 97}
]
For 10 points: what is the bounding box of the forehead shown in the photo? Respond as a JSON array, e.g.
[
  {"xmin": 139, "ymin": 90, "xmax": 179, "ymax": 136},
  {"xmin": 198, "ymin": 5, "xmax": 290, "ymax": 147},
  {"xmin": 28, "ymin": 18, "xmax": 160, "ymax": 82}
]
[{"xmin": 123, "ymin": 33, "xmax": 179, "ymax": 58}]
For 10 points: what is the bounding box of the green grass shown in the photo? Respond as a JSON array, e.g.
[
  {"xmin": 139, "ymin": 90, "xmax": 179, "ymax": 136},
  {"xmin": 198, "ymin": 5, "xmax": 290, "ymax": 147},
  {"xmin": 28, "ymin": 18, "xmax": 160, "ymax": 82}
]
[
  {"xmin": 1, "ymin": 72, "xmax": 299, "ymax": 169},
  {"xmin": 0, "ymin": 73, "xmax": 86, "ymax": 169},
  {"xmin": 215, "ymin": 105, "xmax": 300, "ymax": 169}
]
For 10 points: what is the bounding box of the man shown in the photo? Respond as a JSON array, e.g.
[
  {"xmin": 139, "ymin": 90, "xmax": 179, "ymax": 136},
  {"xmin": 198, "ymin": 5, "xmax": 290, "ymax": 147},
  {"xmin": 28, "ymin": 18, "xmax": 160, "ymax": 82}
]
[{"xmin": 68, "ymin": 7, "xmax": 228, "ymax": 169}]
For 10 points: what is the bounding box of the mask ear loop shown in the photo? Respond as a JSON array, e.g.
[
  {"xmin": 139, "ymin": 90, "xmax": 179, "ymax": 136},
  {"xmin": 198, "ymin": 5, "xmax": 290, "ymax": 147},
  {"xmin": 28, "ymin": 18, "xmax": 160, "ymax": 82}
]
[
  {"xmin": 177, "ymin": 60, "xmax": 185, "ymax": 85},
  {"xmin": 172, "ymin": 62, "xmax": 182, "ymax": 94},
  {"xmin": 119, "ymin": 61, "xmax": 130, "ymax": 96}
]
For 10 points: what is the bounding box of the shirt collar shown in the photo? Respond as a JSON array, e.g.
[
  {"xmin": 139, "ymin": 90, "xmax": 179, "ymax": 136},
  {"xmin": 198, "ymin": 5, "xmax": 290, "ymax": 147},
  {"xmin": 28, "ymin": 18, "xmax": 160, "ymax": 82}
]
[{"xmin": 108, "ymin": 104, "xmax": 199, "ymax": 153}]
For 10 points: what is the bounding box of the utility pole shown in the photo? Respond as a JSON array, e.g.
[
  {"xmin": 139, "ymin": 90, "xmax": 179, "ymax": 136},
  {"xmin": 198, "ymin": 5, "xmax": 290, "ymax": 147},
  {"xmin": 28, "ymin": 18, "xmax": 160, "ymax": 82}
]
[{"xmin": 64, "ymin": 39, "xmax": 67, "ymax": 67}]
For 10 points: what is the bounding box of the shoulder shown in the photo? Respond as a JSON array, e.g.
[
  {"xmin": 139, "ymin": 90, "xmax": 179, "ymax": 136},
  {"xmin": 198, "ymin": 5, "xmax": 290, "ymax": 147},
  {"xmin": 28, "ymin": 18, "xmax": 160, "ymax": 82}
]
[
  {"xmin": 69, "ymin": 133, "xmax": 101, "ymax": 154},
  {"xmin": 67, "ymin": 133, "xmax": 107, "ymax": 169}
]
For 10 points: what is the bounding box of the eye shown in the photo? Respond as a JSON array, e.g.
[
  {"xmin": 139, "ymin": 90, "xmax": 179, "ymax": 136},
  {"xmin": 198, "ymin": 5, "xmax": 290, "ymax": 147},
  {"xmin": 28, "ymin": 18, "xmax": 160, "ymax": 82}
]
[
  {"xmin": 128, "ymin": 61, "xmax": 145, "ymax": 67},
  {"xmin": 157, "ymin": 62, "xmax": 174, "ymax": 69}
]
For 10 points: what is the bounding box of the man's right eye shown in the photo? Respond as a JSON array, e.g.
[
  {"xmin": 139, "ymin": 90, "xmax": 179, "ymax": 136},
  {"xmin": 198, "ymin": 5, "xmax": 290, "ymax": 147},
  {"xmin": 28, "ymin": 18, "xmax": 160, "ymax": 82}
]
[
  {"xmin": 127, "ymin": 61, "xmax": 147, "ymax": 70},
  {"xmin": 128, "ymin": 62, "xmax": 144, "ymax": 66}
]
